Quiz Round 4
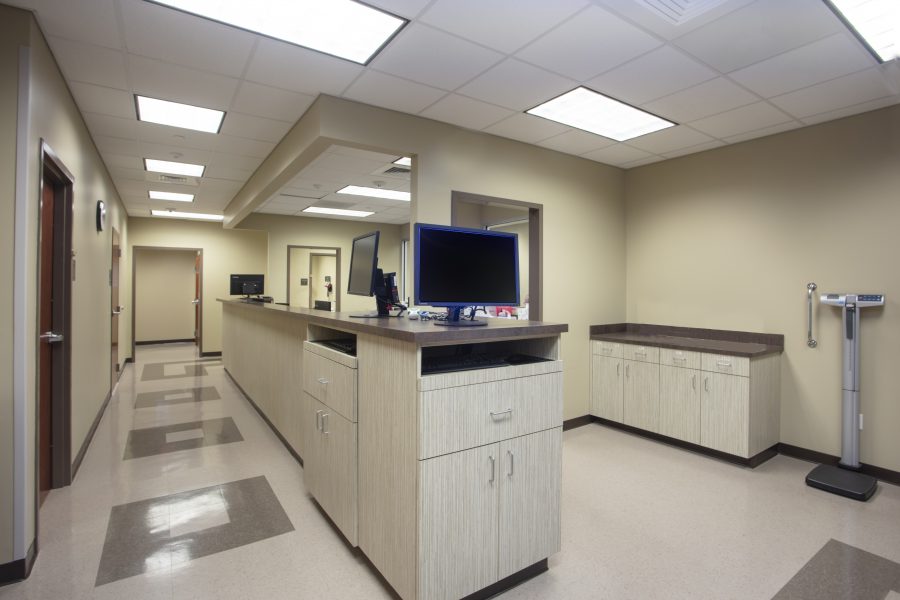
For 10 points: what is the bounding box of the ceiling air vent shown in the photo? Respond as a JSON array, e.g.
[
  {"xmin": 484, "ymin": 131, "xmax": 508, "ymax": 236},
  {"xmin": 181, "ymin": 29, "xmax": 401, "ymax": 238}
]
[
  {"xmin": 639, "ymin": 0, "xmax": 730, "ymax": 25},
  {"xmin": 145, "ymin": 172, "xmax": 200, "ymax": 186},
  {"xmin": 160, "ymin": 174, "xmax": 188, "ymax": 184},
  {"xmin": 372, "ymin": 164, "xmax": 411, "ymax": 178},
  {"xmin": 383, "ymin": 166, "xmax": 410, "ymax": 175}
]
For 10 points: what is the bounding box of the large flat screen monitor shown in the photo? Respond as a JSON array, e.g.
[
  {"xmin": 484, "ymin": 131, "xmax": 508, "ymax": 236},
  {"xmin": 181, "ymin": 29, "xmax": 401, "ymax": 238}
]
[
  {"xmin": 414, "ymin": 223, "xmax": 519, "ymax": 326},
  {"xmin": 230, "ymin": 274, "xmax": 264, "ymax": 296},
  {"xmin": 347, "ymin": 231, "xmax": 380, "ymax": 297}
]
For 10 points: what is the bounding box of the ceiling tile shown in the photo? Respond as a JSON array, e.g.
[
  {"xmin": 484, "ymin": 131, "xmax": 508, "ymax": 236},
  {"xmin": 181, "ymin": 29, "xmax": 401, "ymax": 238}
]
[
  {"xmin": 483, "ymin": 113, "xmax": 570, "ymax": 144},
  {"xmin": 100, "ymin": 152, "xmax": 143, "ymax": 170},
  {"xmin": 128, "ymin": 55, "xmax": 240, "ymax": 111},
  {"xmin": 245, "ymin": 38, "xmax": 363, "ymax": 96},
  {"xmin": 342, "ymin": 70, "xmax": 447, "ymax": 114},
  {"xmin": 729, "ymin": 34, "xmax": 874, "ymax": 98},
  {"xmin": 218, "ymin": 112, "xmax": 294, "ymax": 144},
  {"xmin": 419, "ymin": 0, "xmax": 589, "ymax": 54},
  {"xmin": 660, "ymin": 139, "xmax": 726, "ymax": 159},
  {"xmin": 420, "ymin": 94, "xmax": 514, "ymax": 131},
  {"xmin": 689, "ymin": 101, "xmax": 794, "ymax": 138},
  {"xmin": 580, "ymin": 144, "xmax": 654, "ymax": 166},
  {"xmin": 93, "ymin": 134, "xmax": 140, "ymax": 157},
  {"xmin": 622, "ymin": 155, "xmax": 666, "ymax": 169},
  {"xmin": 136, "ymin": 121, "xmax": 218, "ymax": 151},
  {"xmin": 138, "ymin": 140, "xmax": 211, "ymax": 164},
  {"xmin": 626, "ymin": 126, "xmax": 715, "ymax": 154},
  {"xmin": 537, "ymin": 129, "xmax": 616, "ymax": 155},
  {"xmin": 458, "ymin": 59, "xmax": 575, "ymax": 111},
  {"xmin": 213, "ymin": 136, "xmax": 275, "ymax": 159},
  {"xmin": 672, "ymin": 0, "xmax": 841, "ymax": 73},
  {"xmin": 516, "ymin": 5, "xmax": 662, "ymax": 81},
  {"xmin": 120, "ymin": 0, "xmax": 255, "ymax": 79},
  {"xmin": 84, "ymin": 112, "xmax": 138, "ymax": 140},
  {"xmin": 723, "ymin": 121, "xmax": 804, "ymax": 144},
  {"xmin": 591, "ymin": 0, "xmax": 754, "ymax": 41},
  {"xmin": 232, "ymin": 82, "xmax": 315, "ymax": 122},
  {"xmin": 46, "ymin": 37, "xmax": 128, "ymax": 90},
  {"xmin": 27, "ymin": 0, "xmax": 122, "ymax": 49},
  {"xmin": 362, "ymin": 0, "xmax": 433, "ymax": 20},
  {"xmin": 198, "ymin": 178, "xmax": 243, "ymax": 196},
  {"xmin": 800, "ymin": 96, "xmax": 900, "ymax": 126},
  {"xmin": 769, "ymin": 68, "xmax": 896, "ymax": 119},
  {"xmin": 642, "ymin": 77, "xmax": 759, "ymax": 123},
  {"xmin": 369, "ymin": 24, "xmax": 504, "ymax": 90},
  {"xmin": 69, "ymin": 82, "xmax": 135, "ymax": 119},
  {"xmin": 587, "ymin": 46, "xmax": 717, "ymax": 106}
]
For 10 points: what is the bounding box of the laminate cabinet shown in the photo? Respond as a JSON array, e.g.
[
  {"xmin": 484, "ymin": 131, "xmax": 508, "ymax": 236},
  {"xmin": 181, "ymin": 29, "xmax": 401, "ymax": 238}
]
[
  {"xmin": 591, "ymin": 355, "xmax": 623, "ymax": 422},
  {"xmin": 623, "ymin": 359, "xmax": 659, "ymax": 432},
  {"xmin": 659, "ymin": 365, "xmax": 700, "ymax": 444},
  {"xmin": 700, "ymin": 371, "xmax": 750, "ymax": 457}
]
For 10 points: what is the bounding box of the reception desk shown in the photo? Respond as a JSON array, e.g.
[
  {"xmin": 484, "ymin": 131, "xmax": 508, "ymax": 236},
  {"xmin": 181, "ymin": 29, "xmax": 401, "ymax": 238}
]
[{"xmin": 220, "ymin": 300, "xmax": 568, "ymax": 600}]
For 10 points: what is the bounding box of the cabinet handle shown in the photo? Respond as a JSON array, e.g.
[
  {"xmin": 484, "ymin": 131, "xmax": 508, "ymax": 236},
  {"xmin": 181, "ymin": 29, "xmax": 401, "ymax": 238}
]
[
  {"xmin": 490, "ymin": 408, "xmax": 513, "ymax": 419},
  {"xmin": 602, "ymin": 346, "xmax": 613, "ymax": 354},
  {"xmin": 317, "ymin": 377, "xmax": 330, "ymax": 385},
  {"xmin": 489, "ymin": 455, "xmax": 495, "ymax": 484},
  {"xmin": 322, "ymin": 413, "xmax": 329, "ymax": 435},
  {"xmin": 635, "ymin": 350, "xmax": 647, "ymax": 357},
  {"xmin": 704, "ymin": 377, "xmax": 709, "ymax": 392},
  {"xmin": 508, "ymin": 451, "xmax": 514, "ymax": 477},
  {"xmin": 673, "ymin": 356, "xmax": 687, "ymax": 363},
  {"xmin": 625, "ymin": 364, "xmax": 630, "ymax": 378},
  {"xmin": 315, "ymin": 410, "xmax": 323, "ymax": 432},
  {"xmin": 715, "ymin": 360, "xmax": 731, "ymax": 368},
  {"xmin": 616, "ymin": 363, "xmax": 620, "ymax": 377},
  {"xmin": 692, "ymin": 374, "xmax": 696, "ymax": 390}
]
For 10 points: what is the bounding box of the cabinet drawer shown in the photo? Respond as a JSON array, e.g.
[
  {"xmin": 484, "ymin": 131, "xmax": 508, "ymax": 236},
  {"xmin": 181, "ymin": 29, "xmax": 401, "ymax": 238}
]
[
  {"xmin": 591, "ymin": 340, "xmax": 623, "ymax": 359},
  {"xmin": 303, "ymin": 350, "xmax": 357, "ymax": 421},
  {"xmin": 623, "ymin": 344, "xmax": 659, "ymax": 363},
  {"xmin": 418, "ymin": 372, "xmax": 562, "ymax": 459},
  {"xmin": 701, "ymin": 353, "xmax": 749, "ymax": 377},
  {"xmin": 659, "ymin": 348, "xmax": 700, "ymax": 369}
]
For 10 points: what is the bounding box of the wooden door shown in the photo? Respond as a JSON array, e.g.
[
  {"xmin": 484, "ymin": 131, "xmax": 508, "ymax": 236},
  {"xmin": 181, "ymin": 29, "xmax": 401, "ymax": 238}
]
[
  {"xmin": 498, "ymin": 428, "xmax": 561, "ymax": 580},
  {"xmin": 418, "ymin": 443, "xmax": 499, "ymax": 600},
  {"xmin": 700, "ymin": 373, "xmax": 750, "ymax": 457},
  {"xmin": 110, "ymin": 228, "xmax": 120, "ymax": 390},
  {"xmin": 624, "ymin": 360, "xmax": 660, "ymax": 432},
  {"xmin": 194, "ymin": 252, "xmax": 201, "ymax": 345},
  {"xmin": 38, "ymin": 176, "xmax": 54, "ymax": 505},
  {"xmin": 591, "ymin": 355, "xmax": 623, "ymax": 421},
  {"xmin": 659, "ymin": 365, "xmax": 701, "ymax": 443}
]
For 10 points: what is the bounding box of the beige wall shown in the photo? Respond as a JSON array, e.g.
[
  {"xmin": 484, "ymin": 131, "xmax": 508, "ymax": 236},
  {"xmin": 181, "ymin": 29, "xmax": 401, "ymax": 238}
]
[
  {"xmin": 309, "ymin": 253, "xmax": 337, "ymax": 309},
  {"xmin": 625, "ymin": 105, "xmax": 900, "ymax": 472},
  {"xmin": 240, "ymin": 213, "xmax": 405, "ymax": 314},
  {"xmin": 288, "ymin": 247, "xmax": 337, "ymax": 308},
  {"xmin": 128, "ymin": 218, "xmax": 268, "ymax": 354},
  {"xmin": 134, "ymin": 249, "xmax": 197, "ymax": 342}
]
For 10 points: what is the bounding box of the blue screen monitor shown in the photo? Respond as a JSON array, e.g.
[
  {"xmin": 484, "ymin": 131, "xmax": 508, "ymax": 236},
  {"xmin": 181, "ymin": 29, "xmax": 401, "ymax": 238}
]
[{"xmin": 414, "ymin": 223, "xmax": 519, "ymax": 326}]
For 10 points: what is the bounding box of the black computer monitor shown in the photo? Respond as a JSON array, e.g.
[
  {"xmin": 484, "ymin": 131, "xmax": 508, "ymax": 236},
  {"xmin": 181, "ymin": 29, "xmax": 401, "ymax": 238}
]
[
  {"xmin": 414, "ymin": 223, "xmax": 519, "ymax": 326},
  {"xmin": 347, "ymin": 231, "xmax": 400, "ymax": 318},
  {"xmin": 230, "ymin": 274, "xmax": 264, "ymax": 296}
]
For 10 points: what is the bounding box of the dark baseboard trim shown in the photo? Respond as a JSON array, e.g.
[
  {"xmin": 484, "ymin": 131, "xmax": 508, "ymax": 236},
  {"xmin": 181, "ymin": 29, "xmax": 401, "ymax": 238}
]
[
  {"xmin": 224, "ymin": 368, "xmax": 303, "ymax": 468},
  {"xmin": 0, "ymin": 539, "xmax": 36, "ymax": 586},
  {"xmin": 778, "ymin": 443, "xmax": 900, "ymax": 487},
  {"xmin": 72, "ymin": 388, "xmax": 113, "ymax": 479},
  {"xmin": 124, "ymin": 357, "xmax": 134, "ymax": 364},
  {"xmin": 463, "ymin": 559, "xmax": 549, "ymax": 600},
  {"xmin": 563, "ymin": 415, "xmax": 593, "ymax": 431},
  {"xmin": 200, "ymin": 351, "xmax": 222, "ymax": 358},
  {"xmin": 135, "ymin": 338, "xmax": 195, "ymax": 345}
]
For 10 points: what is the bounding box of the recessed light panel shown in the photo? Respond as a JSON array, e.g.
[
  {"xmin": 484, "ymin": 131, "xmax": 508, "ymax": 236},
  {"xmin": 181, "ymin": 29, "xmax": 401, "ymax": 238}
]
[
  {"xmin": 149, "ymin": 190, "xmax": 194, "ymax": 202},
  {"xmin": 150, "ymin": 209, "xmax": 223, "ymax": 221},
  {"xmin": 144, "ymin": 159, "xmax": 206, "ymax": 177},
  {"xmin": 303, "ymin": 207, "xmax": 374, "ymax": 217},
  {"xmin": 149, "ymin": 0, "xmax": 407, "ymax": 65},
  {"xmin": 527, "ymin": 87, "xmax": 676, "ymax": 142},
  {"xmin": 337, "ymin": 185, "xmax": 410, "ymax": 201},
  {"xmin": 393, "ymin": 157, "xmax": 412, "ymax": 167},
  {"xmin": 825, "ymin": 0, "xmax": 899, "ymax": 63},
  {"xmin": 136, "ymin": 95, "xmax": 224, "ymax": 133}
]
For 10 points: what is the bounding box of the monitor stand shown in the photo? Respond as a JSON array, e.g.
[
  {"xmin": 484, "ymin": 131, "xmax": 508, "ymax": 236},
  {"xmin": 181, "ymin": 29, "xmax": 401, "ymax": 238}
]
[
  {"xmin": 434, "ymin": 307, "xmax": 487, "ymax": 327},
  {"xmin": 349, "ymin": 295, "xmax": 401, "ymax": 319}
]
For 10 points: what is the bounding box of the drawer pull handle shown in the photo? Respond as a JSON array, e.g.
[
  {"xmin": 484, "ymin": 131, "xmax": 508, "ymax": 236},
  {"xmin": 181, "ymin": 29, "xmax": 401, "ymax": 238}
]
[
  {"xmin": 716, "ymin": 360, "xmax": 732, "ymax": 368},
  {"xmin": 616, "ymin": 363, "xmax": 620, "ymax": 377},
  {"xmin": 626, "ymin": 364, "xmax": 630, "ymax": 378},
  {"xmin": 489, "ymin": 455, "xmax": 495, "ymax": 484},
  {"xmin": 692, "ymin": 374, "xmax": 696, "ymax": 390},
  {"xmin": 508, "ymin": 450, "xmax": 514, "ymax": 477},
  {"xmin": 634, "ymin": 351, "xmax": 647, "ymax": 357},
  {"xmin": 322, "ymin": 413, "xmax": 329, "ymax": 435},
  {"xmin": 315, "ymin": 410, "xmax": 323, "ymax": 432},
  {"xmin": 317, "ymin": 377, "xmax": 330, "ymax": 385},
  {"xmin": 602, "ymin": 347, "xmax": 613, "ymax": 354},
  {"xmin": 490, "ymin": 408, "xmax": 513, "ymax": 419},
  {"xmin": 704, "ymin": 377, "xmax": 709, "ymax": 392},
  {"xmin": 673, "ymin": 356, "xmax": 687, "ymax": 363}
]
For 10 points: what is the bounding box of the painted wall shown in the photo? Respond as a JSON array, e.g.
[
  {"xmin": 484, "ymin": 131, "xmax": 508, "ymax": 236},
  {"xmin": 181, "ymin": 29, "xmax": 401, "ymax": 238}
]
[
  {"xmin": 288, "ymin": 248, "xmax": 337, "ymax": 309},
  {"xmin": 127, "ymin": 218, "xmax": 268, "ymax": 354},
  {"xmin": 625, "ymin": 105, "xmax": 900, "ymax": 472},
  {"xmin": 240, "ymin": 213, "xmax": 405, "ymax": 314},
  {"xmin": 134, "ymin": 249, "xmax": 197, "ymax": 342}
]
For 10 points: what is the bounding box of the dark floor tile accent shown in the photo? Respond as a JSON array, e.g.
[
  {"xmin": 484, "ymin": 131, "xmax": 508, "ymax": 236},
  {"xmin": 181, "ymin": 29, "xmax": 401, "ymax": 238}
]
[
  {"xmin": 95, "ymin": 476, "xmax": 294, "ymax": 586},
  {"xmin": 123, "ymin": 417, "xmax": 243, "ymax": 460},
  {"xmin": 773, "ymin": 539, "xmax": 900, "ymax": 600},
  {"xmin": 134, "ymin": 386, "xmax": 221, "ymax": 408},
  {"xmin": 141, "ymin": 361, "xmax": 209, "ymax": 381}
]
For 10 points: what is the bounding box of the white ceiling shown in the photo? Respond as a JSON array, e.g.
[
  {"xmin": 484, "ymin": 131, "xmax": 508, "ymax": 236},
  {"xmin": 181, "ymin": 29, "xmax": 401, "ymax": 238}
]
[{"xmin": 9, "ymin": 0, "xmax": 900, "ymax": 222}]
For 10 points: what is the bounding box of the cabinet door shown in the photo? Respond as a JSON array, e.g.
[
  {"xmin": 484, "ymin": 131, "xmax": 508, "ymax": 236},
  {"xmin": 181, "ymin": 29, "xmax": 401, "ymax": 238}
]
[
  {"xmin": 498, "ymin": 428, "xmax": 561, "ymax": 580},
  {"xmin": 591, "ymin": 355, "xmax": 624, "ymax": 422},
  {"xmin": 659, "ymin": 366, "xmax": 700, "ymax": 444},
  {"xmin": 302, "ymin": 392, "xmax": 322, "ymax": 499},
  {"xmin": 624, "ymin": 360, "xmax": 660, "ymax": 432},
  {"xmin": 316, "ymin": 403, "xmax": 359, "ymax": 546},
  {"xmin": 700, "ymin": 373, "xmax": 750, "ymax": 457},
  {"xmin": 418, "ymin": 444, "xmax": 499, "ymax": 600}
]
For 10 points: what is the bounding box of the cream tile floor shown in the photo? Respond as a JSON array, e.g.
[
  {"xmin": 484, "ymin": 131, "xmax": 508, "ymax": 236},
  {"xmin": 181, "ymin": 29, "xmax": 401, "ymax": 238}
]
[{"xmin": 2, "ymin": 342, "xmax": 899, "ymax": 599}]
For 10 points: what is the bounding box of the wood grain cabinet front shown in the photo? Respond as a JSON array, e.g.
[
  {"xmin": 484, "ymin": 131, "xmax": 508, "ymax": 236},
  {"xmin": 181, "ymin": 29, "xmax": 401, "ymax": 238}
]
[
  {"xmin": 591, "ymin": 354, "xmax": 623, "ymax": 422},
  {"xmin": 623, "ymin": 359, "xmax": 660, "ymax": 433},
  {"xmin": 658, "ymin": 365, "xmax": 701, "ymax": 444},
  {"xmin": 303, "ymin": 347, "xmax": 358, "ymax": 422},
  {"xmin": 700, "ymin": 372, "xmax": 750, "ymax": 457}
]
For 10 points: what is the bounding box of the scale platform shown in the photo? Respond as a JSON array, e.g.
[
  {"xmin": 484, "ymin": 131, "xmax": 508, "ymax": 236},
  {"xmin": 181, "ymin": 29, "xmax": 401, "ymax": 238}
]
[{"xmin": 806, "ymin": 464, "xmax": 877, "ymax": 502}]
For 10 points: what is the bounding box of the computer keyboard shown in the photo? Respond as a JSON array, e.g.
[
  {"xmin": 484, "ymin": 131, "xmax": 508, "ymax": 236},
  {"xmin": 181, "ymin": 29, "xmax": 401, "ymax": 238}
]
[
  {"xmin": 320, "ymin": 339, "xmax": 357, "ymax": 356},
  {"xmin": 421, "ymin": 353, "xmax": 548, "ymax": 375}
]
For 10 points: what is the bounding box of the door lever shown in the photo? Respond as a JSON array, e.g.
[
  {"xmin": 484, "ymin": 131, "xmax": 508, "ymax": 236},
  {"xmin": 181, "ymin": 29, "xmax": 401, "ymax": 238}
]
[{"xmin": 40, "ymin": 331, "xmax": 64, "ymax": 344}]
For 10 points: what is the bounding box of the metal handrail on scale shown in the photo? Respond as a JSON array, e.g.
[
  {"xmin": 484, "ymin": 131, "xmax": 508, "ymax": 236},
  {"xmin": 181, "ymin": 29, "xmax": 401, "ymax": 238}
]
[{"xmin": 807, "ymin": 282, "xmax": 818, "ymax": 348}]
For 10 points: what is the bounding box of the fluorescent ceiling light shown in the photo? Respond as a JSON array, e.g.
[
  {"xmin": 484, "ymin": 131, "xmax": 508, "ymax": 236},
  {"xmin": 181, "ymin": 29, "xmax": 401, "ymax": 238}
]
[
  {"xmin": 393, "ymin": 157, "xmax": 412, "ymax": 167},
  {"xmin": 149, "ymin": 0, "xmax": 407, "ymax": 65},
  {"xmin": 151, "ymin": 209, "xmax": 223, "ymax": 221},
  {"xmin": 337, "ymin": 185, "xmax": 410, "ymax": 201},
  {"xmin": 825, "ymin": 0, "xmax": 899, "ymax": 63},
  {"xmin": 135, "ymin": 95, "xmax": 224, "ymax": 133},
  {"xmin": 303, "ymin": 206, "xmax": 374, "ymax": 217},
  {"xmin": 144, "ymin": 158, "xmax": 205, "ymax": 177},
  {"xmin": 149, "ymin": 190, "xmax": 194, "ymax": 202},
  {"xmin": 527, "ymin": 87, "xmax": 676, "ymax": 142}
]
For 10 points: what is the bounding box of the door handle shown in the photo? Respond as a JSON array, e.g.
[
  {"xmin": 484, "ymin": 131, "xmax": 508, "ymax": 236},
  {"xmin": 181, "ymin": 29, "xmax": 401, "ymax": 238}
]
[
  {"xmin": 704, "ymin": 377, "xmax": 709, "ymax": 392},
  {"xmin": 489, "ymin": 455, "xmax": 495, "ymax": 484},
  {"xmin": 616, "ymin": 363, "xmax": 620, "ymax": 377},
  {"xmin": 191, "ymin": 298, "xmax": 200, "ymax": 305},
  {"xmin": 112, "ymin": 310, "xmax": 121, "ymax": 316},
  {"xmin": 315, "ymin": 410, "xmax": 323, "ymax": 432},
  {"xmin": 40, "ymin": 331, "xmax": 64, "ymax": 344},
  {"xmin": 507, "ymin": 450, "xmax": 514, "ymax": 477},
  {"xmin": 692, "ymin": 374, "xmax": 696, "ymax": 390},
  {"xmin": 489, "ymin": 408, "xmax": 513, "ymax": 419},
  {"xmin": 322, "ymin": 413, "xmax": 329, "ymax": 435},
  {"xmin": 625, "ymin": 364, "xmax": 630, "ymax": 378}
]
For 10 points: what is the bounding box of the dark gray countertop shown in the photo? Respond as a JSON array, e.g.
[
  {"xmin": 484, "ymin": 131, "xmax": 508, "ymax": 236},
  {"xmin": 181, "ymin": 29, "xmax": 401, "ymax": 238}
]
[{"xmin": 590, "ymin": 323, "xmax": 783, "ymax": 358}]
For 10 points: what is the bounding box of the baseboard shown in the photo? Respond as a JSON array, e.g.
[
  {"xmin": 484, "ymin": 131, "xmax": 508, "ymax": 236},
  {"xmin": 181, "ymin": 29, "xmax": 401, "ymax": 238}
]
[
  {"xmin": 778, "ymin": 443, "xmax": 900, "ymax": 487},
  {"xmin": 0, "ymin": 539, "xmax": 36, "ymax": 586},
  {"xmin": 462, "ymin": 559, "xmax": 548, "ymax": 600},
  {"xmin": 71, "ymin": 388, "xmax": 112, "ymax": 479},
  {"xmin": 563, "ymin": 415, "xmax": 593, "ymax": 431},
  {"xmin": 224, "ymin": 368, "xmax": 303, "ymax": 467},
  {"xmin": 200, "ymin": 351, "xmax": 222, "ymax": 358},
  {"xmin": 135, "ymin": 338, "xmax": 195, "ymax": 345},
  {"xmin": 124, "ymin": 357, "xmax": 134, "ymax": 364}
]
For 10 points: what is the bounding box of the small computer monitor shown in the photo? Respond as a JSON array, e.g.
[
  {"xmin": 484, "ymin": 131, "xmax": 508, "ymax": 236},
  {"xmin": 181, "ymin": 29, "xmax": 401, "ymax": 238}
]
[
  {"xmin": 347, "ymin": 231, "xmax": 380, "ymax": 297},
  {"xmin": 230, "ymin": 274, "xmax": 264, "ymax": 296},
  {"xmin": 414, "ymin": 223, "xmax": 519, "ymax": 326}
]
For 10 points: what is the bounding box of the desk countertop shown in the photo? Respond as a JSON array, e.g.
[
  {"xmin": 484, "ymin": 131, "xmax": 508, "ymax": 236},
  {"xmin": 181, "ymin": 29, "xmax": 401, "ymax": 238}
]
[{"xmin": 589, "ymin": 323, "xmax": 783, "ymax": 358}]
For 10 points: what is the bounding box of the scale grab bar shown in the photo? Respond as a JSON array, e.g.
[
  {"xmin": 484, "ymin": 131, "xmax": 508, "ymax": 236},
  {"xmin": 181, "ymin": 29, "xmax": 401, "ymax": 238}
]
[{"xmin": 807, "ymin": 282, "xmax": 818, "ymax": 348}]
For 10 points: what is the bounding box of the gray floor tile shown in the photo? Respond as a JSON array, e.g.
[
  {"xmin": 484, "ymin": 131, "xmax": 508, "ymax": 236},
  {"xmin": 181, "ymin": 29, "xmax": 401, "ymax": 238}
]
[
  {"xmin": 123, "ymin": 417, "xmax": 243, "ymax": 460},
  {"xmin": 141, "ymin": 361, "xmax": 209, "ymax": 381},
  {"xmin": 134, "ymin": 386, "xmax": 221, "ymax": 408},
  {"xmin": 773, "ymin": 539, "xmax": 900, "ymax": 600},
  {"xmin": 95, "ymin": 476, "xmax": 294, "ymax": 586}
]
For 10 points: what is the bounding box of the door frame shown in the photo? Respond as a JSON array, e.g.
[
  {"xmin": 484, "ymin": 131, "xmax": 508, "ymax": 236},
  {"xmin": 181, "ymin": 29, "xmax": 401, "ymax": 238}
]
[
  {"xmin": 286, "ymin": 245, "xmax": 341, "ymax": 309},
  {"xmin": 36, "ymin": 140, "xmax": 74, "ymax": 496},
  {"xmin": 308, "ymin": 252, "xmax": 337, "ymax": 309},
  {"xmin": 131, "ymin": 246, "xmax": 203, "ymax": 357},
  {"xmin": 110, "ymin": 227, "xmax": 121, "ymax": 389}
]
